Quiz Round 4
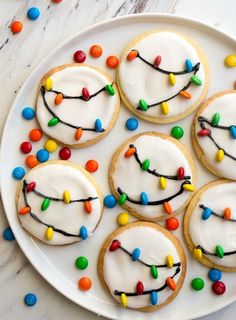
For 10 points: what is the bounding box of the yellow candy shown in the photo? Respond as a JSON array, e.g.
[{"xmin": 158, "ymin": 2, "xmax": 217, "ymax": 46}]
[
  {"xmin": 193, "ymin": 248, "xmax": 202, "ymax": 261},
  {"xmin": 183, "ymin": 184, "xmax": 195, "ymax": 192},
  {"xmin": 45, "ymin": 77, "xmax": 53, "ymax": 91},
  {"xmin": 216, "ymin": 149, "xmax": 224, "ymax": 162},
  {"xmin": 159, "ymin": 176, "xmax": 167, "ymax": 190},
  {"xmin": 120, "ymin": 293, "xmax": 127, "ymax": 307},
  {"xmin": 45, "ymin": 227, "xmax": 53, "ymax": 240},
  {"xmin": 63, "ymin": 190, "xmax": 71, "ymax": 204},
  {"xmin": 169, "ymin": 73, "xmax": 176, "ymax": 86},
  {"xmin": 224, "ymin": 55, "xmax": 236, "ymax": 67},
  {"xmin": 161, "ymin": 102, "xmax": 169, "ymax": 115},
  {"xmin": 44, "ymin": 139, "xmax": 58, "ymax": 153},
  {"xmin": 166, "ymin": 255, "xmax": 174, "ymax": 268},
  {"xmin": 117, "ymin": 212, "xmax": 129, "ymax": 226}
]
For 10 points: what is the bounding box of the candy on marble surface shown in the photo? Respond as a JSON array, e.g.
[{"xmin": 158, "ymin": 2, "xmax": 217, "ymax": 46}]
[
  {"xmin": 25, "ymin": 155, "xmax": 38, "ymax": 168},
  {"xmin": 90, "ymin": 44, "xmax": 103, "ymax": 58},
  {"xmin": 59, "ymin": 147, "xmax": 71, "ymax": 160},
  {"xmin": 22, "ymin": 107, "xmax": 35, "ymax": 120},
  {"xmin": 104, "ymin": 194, "xmax": 117, "ymax": 208},
  {"xmin": 12, "ymin": 167, "xmax": 25, "ymax": 180},
  {"xmin": 191, "ymin": 278, "xmax": 204, "ymax": 291},
  {"xmin": 125, "ymin": 118, "xmax": 139, "ymax": 131},
  {"xmin": 74, "ymin": 50, "xmax": 86, "ymax": 63},
  {"xmin": 27, "ymin": 7, "xmax": 40, "ymax": 20},
  {"xmin": 116, "ymin": 212, "xmax": 129, "ymax": 226},
  {"xmin": 171, "ymin": 126, "xmax": 184, "ymax": 140},
  {"xmin": 106, "ymin": 55, "xmax": 119, "ymax": 68},
  {"xmin": 44, "ymin": 140, "xmax": 58, "ymax": 152},
  {"xmin": 20, "ymin": 141, "xmax": 32, "ymax": 154},
  {"xmin": 29, "ymin": 128, "xmax": 42, "ymax": 142},
  {"xmin": 36, "ymin": 149, "xmax": 49, "ymax": 162},
  {"xmin": 85, "ymin": 160, "xmax": 99, "ymax": 173},
  {"xmin": 24, "ymin": 293, "xmax": 37, "ymax": 306},
  {"xmin": 11, "ymin": 21, "xmax": 23, "ymax": 34},
  {"xmin": 78, "ymin": 277, "xmax": 92, "ymax": 291},
  {"xmin": 3, "ymin": 227, "xmax": 15, "ymax": 241},
  {"xmin": 75, "ymin": 256, "xmax": 88, "ymax": 270}
]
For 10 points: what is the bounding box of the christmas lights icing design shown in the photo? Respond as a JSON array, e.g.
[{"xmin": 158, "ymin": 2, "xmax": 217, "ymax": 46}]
[
  {"xmin": 126, "ymin": 50, "xmax": 202, "ymax": 113},
  {"xmin": 197, "ymin": 114, "xmax": 236, "ymax": 162},
  {"xmin": 19, "ymin": 180, "xmax": 98, "ymax": 240},
  {"xmin": 199, "ymin": 204, "xmax": 236, "ymax": 222}
]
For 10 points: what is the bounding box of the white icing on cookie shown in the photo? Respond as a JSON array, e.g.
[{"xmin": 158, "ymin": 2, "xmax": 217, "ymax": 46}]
[
  {"xmin": 119, "ymin": 31, "xmax": 207, "ymax": 120},
  {"xmin": 37, "ymin": 65, "xmax": 119, "ymax": 146},
  {"xmin": 111, "ymin": 133, "xmax": 195, "ymax": 220},
  {"xmin": 195, "ymin": 92, "xmax": 236, "ymax": 180},
  {"xmin": 103, "ymin": 224, "xmax": 183, "ymax": 309},
  {"xmin": 17, "ymin": 161, "xmax": 103, "ymax": 245},
  {"xmin": 189, "ymin": 181, "xmax": 236, "ymax": 268}
]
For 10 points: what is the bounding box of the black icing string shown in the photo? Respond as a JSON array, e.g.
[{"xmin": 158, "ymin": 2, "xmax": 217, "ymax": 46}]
[{"xmin": 199, "ymin": 204, "xmax": 236, "ymax": 222}]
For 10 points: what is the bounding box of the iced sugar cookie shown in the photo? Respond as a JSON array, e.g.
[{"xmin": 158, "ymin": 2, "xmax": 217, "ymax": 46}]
[
  {"xmin": 193, "ymin": 90, "xmax": 236, "ymax": 180},
  {"xmin": 36, "ymin": 64, "xmax": 120, "ymax": 147},
  {"xmin": 184, "ymin": 180, "xmax": 236, "ymax": 271},
  {"xmin": 16, "ymin": 161, "xmax": 103, "ymax": 245},
  {"xmin": 117, "ymin": 30, "xmax": 209, "ymax": 123},
  {"xmin": 98, "ymin": 221, "xmax": 186, "ymax": 311},
  {"xmin": 109, "ymin": 132, "xmax": 197, "ymax": 221}
]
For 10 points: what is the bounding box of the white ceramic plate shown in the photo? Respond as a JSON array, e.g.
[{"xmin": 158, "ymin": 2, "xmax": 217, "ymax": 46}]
[{"xmin": 1, "ymin": 14, "xmax": 236, "ymax": 320}]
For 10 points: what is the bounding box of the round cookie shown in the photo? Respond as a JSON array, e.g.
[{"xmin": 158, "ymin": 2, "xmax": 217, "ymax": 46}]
[
  {"xmin": 36, "ymin": 64, "xmax": 120, "ymax": 147},
  {"xmin": 109, "ymin": 132, "xmax": 197, "ymax": 221},
  {"xmin": 184, "ymin": 179, "xmax": 236, "ymax": 272},
  {"xmin": 98, "ymin": 221, "xmax": 186, "ymax": 311},
  {"xmin": 16, "ymin": 160, "xmax": 103, "ymax": 245},
  {"xmin": 117, "ymin": 30, "xmax": 209, "ymax": 123},
  {"xmin": 193, "ymin": 90, "xmax": 236, "ymax": 180}
]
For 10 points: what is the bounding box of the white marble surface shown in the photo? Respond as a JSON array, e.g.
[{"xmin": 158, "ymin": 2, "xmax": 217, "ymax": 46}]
[{"xmin": 0, "ymin": 0, "xmax": 236, "ymax": 319}]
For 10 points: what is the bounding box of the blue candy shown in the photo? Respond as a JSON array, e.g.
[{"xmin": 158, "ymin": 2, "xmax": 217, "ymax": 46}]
[
  {"xmin": 95, "ymin": 119, "xmax": 103, "ymax": 132},
  {"xmin": 125, "ymin": 118, "xmax": 139, "ymax": 131},
  {"xmin": 150, "ymin": 291, "xmax": 158, "ymax": 305},
  {"xmin": 3, "ymin": 227, "xmax": 15, "ymax": 241},
  {"xmin": 208, "ymin": 268, "xmax": 222, "ymax": 282},
  {"xmin": 80, "ymin": 226, "xmax": 88, "ymax": 240},
  {"xmin": 202, "ymin": 207, "xmax": 212, "ymax": 220},
  {"xmin": 27, "ymin": 7, "xmax": 40, "ymax": 20},
  {"xmin": 104, "ymin": 194, "xmax": 117, "ymax": 208},
  {"xmin": 24, "ymin": 293, "xmax": 37, "ymax": 306},
  {"xmin": 131, "ymin": 248, "xmax": 140, "ymax": 261},
  {"xmin": 140, "ymin": 192, "xmax": 148, "ymax": 205},
  {"xmin": 230, "ymin": 126, "xmax": 236, "ymax": 139},
  {"xmin": 36, "ymin": 149, "xmax": 49, "ymax": 163},
  {"xmin": 22, "ymin": 107, "xmax": 35, "ymax": 120},
  {"xmin": 185, "ymin": 59, "xmax": 193, "ymax": 72},
  {"xmin": 12, "ymin": 167, "xmax": 25, "ymax": 180}
]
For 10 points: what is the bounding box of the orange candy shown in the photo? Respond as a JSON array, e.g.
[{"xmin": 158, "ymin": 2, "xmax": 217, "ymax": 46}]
[
  {"xmin": 163, "ymin": 202, "xmax": 173, "ymax": 215},
  {"xmin": 106, "ymin": 55, "xmax": 119, "ymax": 69},
  {"xmin": 127, "ymin": 50, "xmax": 138, "ymax": 61},
  {"xmin": 19, "ymin": 206, "xmax": 31, "ymax": 215},
  {"xmin": 78, "ymin": 277, "xmax": 92, "ymax": 291},
  {"xmin": 75, "ymin": 128, "xmax": 83, "ymax": 141},
  {"xmin": 25, "ymin": 155, "xmax": 39, "ymax": 168},
  {"xmin": 29, "ymin": 128, "xmax": 43, "ymax": 142},
  {"xmin": 85, "ymin": 160, "xmax": 99, "ymax": 173},
  {"xmin": 84, "ymin": 201, "xmax": 92, "ymax": 214},
  {"xmin": 166, "ymin": 277, "xmax": 176, "ymax": 291},
  {"xmin": 54, "ymin": 93, "xmax": 63, "ymax": 105},
  {"xmin": 179, "ymin": 90, "xmax": 192, "ymax": 99},
  {"xmin": 11, "ymin": 21, "xmax": 23, "ymax": 34},
  {"xmin": 224, "ymin": 208, "xmax": 231, "ymax": 220},
  {"xmin": 124, "ymin": 147, "xmax": 136, "ymax": 158},
  {"xmin": 90, "ymin": 44, "xmax": 103, "ymax": 58},
  {"xmin": 166, "ymin": 217, "xmax": 179, "ymax": 230}
]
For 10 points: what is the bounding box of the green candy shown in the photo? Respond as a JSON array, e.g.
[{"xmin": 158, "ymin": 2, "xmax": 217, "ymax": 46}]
[
  {"xmin": 142, "ymin": 159, "xmax": 150, "ymax": 171},
  {"xmin": 139, "ymin": 99, "xmax": 148, "ymax": 111},
  {"xmin": 48, "ymin": 117, "xmax": 59, "ymax": 127},
  {"xmin": 211, "ymin": 113, "xmax": 220, "ymax": 126},
  {"xmin": 105, "ymin": 84, "xmax": 115, "ymax": 96},
  {"xmin": 191, "ymin": 278, "xmax": 204, "ymax": 291},
  {"xmin": 118, "ymin": 193, "xmax": 127, "ymax": 205},
  {"xmin": 75, "ymin": 256, "xmax": 88, "ymax": 270},
  {"xmin": 191, "ymin": 75, "xmax": 202, "ymax": 86},
  {"xmin": 150, "ymin": 265, "xmax": 158, "ymax": 279},
  {"xmin": 171, "ymin": 126, "xmax": 184, "ymax": 140},
  {"xmin": 41, "ymin": 197, "xmax": 50, "ymax": 211},
  {"xmin": 216, "ymin": 245, "xmax": 224, "ymax": 258}
]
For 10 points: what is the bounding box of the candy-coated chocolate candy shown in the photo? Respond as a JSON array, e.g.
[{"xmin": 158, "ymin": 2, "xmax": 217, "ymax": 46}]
[
  {"xmin": 85, "ymin": 159, "xmax": 99, "ymax": 173},
  {"xmin": 185, "ymin": 59, "xmax": 193, "ymax": 72},
  {"xmin": 215, "ymin": 149, "xmax": 224, "ymax": 162},
  {"xmin": 45, "ymin": 227, "xmax": 53, "ymax": 240},
  {"xmin": 19, "ymin": 207, "xmax": 31, "ymax": 215},
  {"xmin": 80, "ymin": 226, "xmax": 88, "ymax": 240},
  {"xmin": 109, "ymin": 239, "xmax": 121, "ymax": 252},
  {"xmin": 27, "ymin": 7, "xmax": 40, "ymax": 20},
  {"xmin": 150, "ymin": 291, "xmax": 158, "ymax": 305},
  {"xmin": 230, "ymin": 126, "xmax": 236, "ymax": 139},
  {"xmin": 41, "ymin": 197, "xmax": 50, "ymax": 211},
  {"xmin": 120, "ymin": 293, "xmax": 127, "ymax": 307},
  {"xmin": 136, "ymin": 281, "xmax": 144, "ymax": 295},
  {"xmin": 48, "ymin": 117, "xmax": 59, "ymax": 127},
  {"xmin": 29, "ymin": 128, "xmax": 42, "ymax": 142},
  {"xmin": 234, "ymin": 80, "xmax": 236, "ymax": 90},
  {"xmin": 193, "ymin": 248, "xmax": 202, "ymax": 261},
  {"xmin": 183, "ymin": 184, "xmax": 195, "ymax": 192},
  {"xmin": 75, "ymin": 256, "xmax": 88, "ymax": 270},
  {"xmin": 141, "ymin": 159, "xmax": 150, "ymax": 171},
  {"xmin": 24, "ymin": 293, "xmax": 37, "ymax": 306},
  {"xmin": 197, "ymin": 128, "xmax": 211, "ymax": 137},
  {"xmin": 150, "ymin": 265, "xmax": 158, "ymax": 279},
  {"xmin": 25, "ymin": 155, "xmax": 38, "ymax": 168},
  {"xmin": 127, "ymin": 50, "xmax": 138, "ymax": 61},
  {"xmin": 211, "ymin": 112, "xmax": 220, "ymax": 126},
  {"xmin": 180, "ymin": 90, "xmax": 192, "ymax": 99},
  {"xmin": 177, "ymin": 167, "xmax": 185, "ymax": 180},
  {"xmin": 59, "ymin": 147, "xmax": 71, "ymax": 160},
  {"xmin": 166, "ymin": 255, "xmax": 174, "ymax": 268},
  {"xmin": 74, "ymin": 50, "xmax": 86, "ymax": 63},
  {"xmin": 216, "ymin": 245, "xmax": 224, "ymax": 258},
  {"xmin": 11, "ymin": 21, "xmax": 23, "ymax": 34},
  {"xmin": 36, "ymin": 149, "xmax": 49, "ymax": 162},
  {"xmin": 212, "ymin": 281, "xmax": 226, "ymax": 295},
  {"xmin": 154, "ymin": 55, "xmax": 161, "ymax": 68},
  {"xmin": 26, "ymin": 181, "xmax": 36, "ymax": 192},
  {"xmin": 159, "ymin": 176, "xmax": 167, "ymax": 190},
  {"xmin": 44, "ymin": 140, "xmax": 58, "ymax": 152},
  {"xmin": 166, "ymin": 277, "xmax": 176, "ymax": 291},
  {"xmin": 12, "ymin": 167, "xmax": 25, "ymax": 180},
  {"xmin": 20, "ymin": 141, "xmax": 32, "ymax": 154},
  {"xmin": 82, "ymin": 87, "xmax": 90, "ymax": 100},
  {"xmin": 52, "ymin": 0, "xmax": 62, "ymax": 3},
  {"xmin": 106, "ymin": 55, "xmax": 119, "ymax": 68},
  {"xmin": 124, "ymin": 147, "xmax": 136, "ymax": 158},
  {"xmin": 191, "ymin": 278, "xmax": 204, "ymax": 291},
  {"xmin": 104, "ymin": 194, "xmax": 117, "ymax": 208},
  {"xmin": 224, "ymin": 208, "xmax": 231, "ymax": 220},
  {"xmin": 117, "ymin": 212, "xmax": 129, "ymax": 226},
  {"xmin": 139, "ymin": 99, "xmax": 148, "ymax": 111},
  {"xmin": 78, "ymin": 277, "xmax": 92, "ymax": 291},
  {"xmin": 224, "ymin": 55, "xmax": 236, "ymax": 67},
  {"xmin": 22, "ymin": 107, "xmax": 35, "ymax": 120},
  {"xmin": 208, "ymin": 269, "xmax": 222, "ymax": 282},
  {"xmin": 95, "ymin": 118, "xmax": 103, "ymax": 132},
  {"xmin": 75, "ymin": 128, "xmax": 83, "ymax": 141},
  {"xmin": 118, "ymin": 193, "xmax": 127, "ymax": 205},
  {"xmin": 131, "ymin": 248, "xmax": 141, "ymax": 261},
  {"xmin": 169, "ymin": 73, "xmax": 176, "ymax": 86},
  {"xmin": 84, "ymin": 201, "xmax": 92, "ymax": 214},
  {"xmin": 63, "ymin": 190, "xmax": 71, "ymax": 204},
  {"xmin": 165, "ymin": 217, "xmax": 179, "ymax": 231},
  {"xmin": 161, "ymin": 101, "xmax": 169, "ymax": 115},
  {"xmin": 202, "ymin": 207, "xmax": 212, "ymax": 220},
  {"xmin": 171, "ymin": 126, "xmax": 184, "ymax": 140},
  {"xmin": 125, "ymin": 118, "xmax": 139, "ymax": 131},
  {"xmin": 90, "ymin": 44, "xmax": 103, "ymax": 58},
  {"xmin": 191, "ymin": 75, "xmax": 202, "ymax": 86},
  {"xmin": 140, "ymin": 192, "xmax": 148, "ymax": 205},
  {"xmin": 54, "ymin": 93, "xmax": 63, "ymax": 105},
  {"xmin": 44, "ymin": 77, "xmax": 53, "ymax": 91},
  {"xmin": 105, "ymin": 84, "xmax": 115, "ymax": 96},
  {"xmin": 163, "ymin": 201, "xmax": 173, "ymax": 215},
  {"xmin": 3, "ymin": 227, "xmax": 15, "ymax": 241}
]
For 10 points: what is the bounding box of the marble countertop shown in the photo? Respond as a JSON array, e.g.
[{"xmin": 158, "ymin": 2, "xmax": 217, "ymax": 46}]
[{"xmin": 0, "ymin": 0, "xmax": 236, "ymax": 319}]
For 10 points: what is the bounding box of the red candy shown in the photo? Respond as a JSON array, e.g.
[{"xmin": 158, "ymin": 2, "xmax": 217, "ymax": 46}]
[
  {"xmin": 212, "ymin": 281, "xmax": 226, "ymax": 295},
  {"xmin": 136, "ymin": 281, "xmax": 144, "ymax": 295},
  {"xmin": 82, "ymin": 87, "xmax": 90, "ymax": 101},
  {"xmin": 197, "ymin": 129, "xmax": 211, "ymax": 137},
  {"xmin": 177, "ymin": 167, "xmax": 185, "ymax": 180},
  {"xmin": 20, "ymin": 141, "xmax": 32, "ymax": 154},
  {"xmin": 154, "ymin": 55, "xmax": 161, "ymax": 68},
  {"xmin": 74, "ymin": 50, "xmax": 86, "ymax": 63},
  {"xmin": 109, "ymin": 239, "xmax": 121, "ymax": 252},
  {"xmin": 26, "ymin": 181, "xmax": 36, "ymax": 193},
  {"xmin": 52, "ymin": 0, "xmax": 62, "ymax": 2},
  {"xmin": 85, "ymin": 160, "xmax": 99, "ymax": 173},
  {"xmin": 165, "ymin": 217, "xmax": 179, "ymax": 230},
  {"xmin": 59, "ymin": 147, "xmax": 71, "ymax": 160}
]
